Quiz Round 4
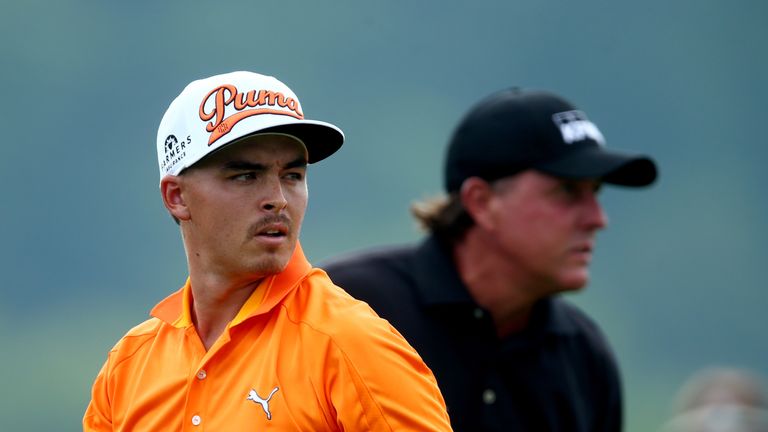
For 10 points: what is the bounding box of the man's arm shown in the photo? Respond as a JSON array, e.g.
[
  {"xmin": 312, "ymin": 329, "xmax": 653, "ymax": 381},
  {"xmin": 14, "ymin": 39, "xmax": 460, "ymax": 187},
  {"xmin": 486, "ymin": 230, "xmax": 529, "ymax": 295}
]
[
  {"xmin": 83, "ymin": 358, "xmax": 113, "ymax": 431},
  {"xmin": 327, "ymin": 310, "xmax": 452, "ymax": 431}
]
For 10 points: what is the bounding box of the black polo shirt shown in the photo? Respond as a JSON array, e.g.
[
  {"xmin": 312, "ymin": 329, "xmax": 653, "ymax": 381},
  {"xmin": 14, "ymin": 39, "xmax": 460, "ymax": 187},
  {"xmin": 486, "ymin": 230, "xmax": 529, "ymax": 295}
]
[{"xmin": 322, "ymin": 236, "xmax": 622, "ymax": 432}]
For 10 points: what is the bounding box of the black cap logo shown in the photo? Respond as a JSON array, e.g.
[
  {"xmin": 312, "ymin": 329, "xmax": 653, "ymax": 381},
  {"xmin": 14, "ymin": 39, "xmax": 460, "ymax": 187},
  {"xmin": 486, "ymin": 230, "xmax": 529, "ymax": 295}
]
[{"xmin": 552, "ymin": 110, "xmax": 605, "ymax": 145}]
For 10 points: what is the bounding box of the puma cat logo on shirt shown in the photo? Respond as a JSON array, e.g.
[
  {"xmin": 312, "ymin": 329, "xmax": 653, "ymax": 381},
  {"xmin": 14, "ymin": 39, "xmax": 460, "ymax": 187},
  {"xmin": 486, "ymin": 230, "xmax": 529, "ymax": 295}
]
[{"xmin": 247, "ymin": 387, "xmax": 279, "ymax": 420}]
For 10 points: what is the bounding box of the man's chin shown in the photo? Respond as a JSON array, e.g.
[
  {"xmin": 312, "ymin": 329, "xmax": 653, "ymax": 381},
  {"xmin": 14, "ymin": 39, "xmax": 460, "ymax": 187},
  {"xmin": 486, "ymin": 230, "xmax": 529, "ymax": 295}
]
[
  {"xmin": 245, "ymin": 251, "xmax": 293, "ymax": 277},
  {"xmin": 239, "ymin": 238, "xmax": 297, "ymax": 276},
  {"xmin": 557, "ymin": 271, "xmax": 590, "ymax": 292}
]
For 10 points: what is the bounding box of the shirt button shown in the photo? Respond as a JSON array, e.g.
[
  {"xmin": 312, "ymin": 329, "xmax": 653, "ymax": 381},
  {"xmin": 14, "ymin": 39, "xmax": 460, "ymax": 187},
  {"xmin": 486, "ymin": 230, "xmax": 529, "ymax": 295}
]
[
  {"xmin": 197, "ymin": 369, "xmax": 207, "ymax": 380},
  {"xmin": 191, "ymin": 415, "xmax": 201, "ymax": 426},
  {"xmin": 474, "ymin": 308, "xmax": 484, "ymax": 319},
  {"xmin": 483, "ymin": 389, "xmax": 496, "ymax": 405}
]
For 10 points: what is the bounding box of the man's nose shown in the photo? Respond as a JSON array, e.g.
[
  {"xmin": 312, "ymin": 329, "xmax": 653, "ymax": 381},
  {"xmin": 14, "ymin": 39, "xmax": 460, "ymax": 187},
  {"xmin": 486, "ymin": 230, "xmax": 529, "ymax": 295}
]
[
  {"xmin": 261, "ymin": 179, "xmax": 288, "ymax": 213},
  {"xmin": 583, "ymin": 193, "xmax": 608, "ymax": 230}
]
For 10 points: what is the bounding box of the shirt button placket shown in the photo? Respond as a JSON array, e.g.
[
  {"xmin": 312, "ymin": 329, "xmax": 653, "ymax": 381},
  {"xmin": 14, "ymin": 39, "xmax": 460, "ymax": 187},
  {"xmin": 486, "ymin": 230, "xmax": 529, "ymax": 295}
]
[{"xmin": 186, "ymin": 364, "xmax": 208, "ymax": 430}]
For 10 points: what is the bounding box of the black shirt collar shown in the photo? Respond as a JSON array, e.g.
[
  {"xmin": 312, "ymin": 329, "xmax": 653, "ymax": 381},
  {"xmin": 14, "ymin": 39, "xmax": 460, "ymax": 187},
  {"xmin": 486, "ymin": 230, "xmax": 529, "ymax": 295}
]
[
  {"xmin": 411, "ymin": 235, "xmax": 475, "ymax": 305},
  {"xmin": 411, "ymin": 235, "xmax": 580, "ymax": 336}
]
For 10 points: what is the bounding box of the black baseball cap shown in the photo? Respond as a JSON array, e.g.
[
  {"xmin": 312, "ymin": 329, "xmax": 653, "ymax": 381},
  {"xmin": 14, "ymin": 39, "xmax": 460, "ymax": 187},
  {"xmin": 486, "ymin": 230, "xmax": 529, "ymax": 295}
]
[{"xmin": 444, "ymin": 88, "xmax": 657, "ymax": 192}]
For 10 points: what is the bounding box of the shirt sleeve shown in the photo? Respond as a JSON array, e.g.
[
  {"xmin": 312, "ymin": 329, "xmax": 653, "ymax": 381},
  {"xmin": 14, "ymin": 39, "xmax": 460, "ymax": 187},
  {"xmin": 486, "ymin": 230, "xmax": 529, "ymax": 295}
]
[
  {"xmin": 83, "ymin": 356, "xmax": 113, "ymax": 431},
  {"xmin": 326, "ymin": 310, "xmax": 453, "ymax": 431}
]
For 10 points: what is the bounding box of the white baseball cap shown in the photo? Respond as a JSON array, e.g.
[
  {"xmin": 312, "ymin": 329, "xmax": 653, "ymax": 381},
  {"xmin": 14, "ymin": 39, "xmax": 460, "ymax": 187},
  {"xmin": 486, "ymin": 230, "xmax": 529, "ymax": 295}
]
[{"xmin": 157, "ymin": 71, "xmax": 345, "ymax": 177}]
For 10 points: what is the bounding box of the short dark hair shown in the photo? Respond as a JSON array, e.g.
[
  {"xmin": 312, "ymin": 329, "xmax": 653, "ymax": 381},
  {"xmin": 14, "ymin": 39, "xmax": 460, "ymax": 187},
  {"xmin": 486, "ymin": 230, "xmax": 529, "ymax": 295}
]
[{"xmin": 410, "ymin": 193, "xmax": 475, "ymax": 244}]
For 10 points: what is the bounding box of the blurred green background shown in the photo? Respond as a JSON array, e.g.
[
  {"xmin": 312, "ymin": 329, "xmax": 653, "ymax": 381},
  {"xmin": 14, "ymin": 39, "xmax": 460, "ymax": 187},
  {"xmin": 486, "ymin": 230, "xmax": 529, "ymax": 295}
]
[{"xmin": 1, "ymin": 1, "xmax": 766, "ymax": 430}]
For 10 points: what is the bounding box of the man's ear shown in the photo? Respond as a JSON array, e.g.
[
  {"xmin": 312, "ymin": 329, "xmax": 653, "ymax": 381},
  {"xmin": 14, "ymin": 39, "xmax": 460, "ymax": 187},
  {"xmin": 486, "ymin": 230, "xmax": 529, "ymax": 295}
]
[
  {"xmin": 459, "ymin": 177, "xmax": 496, "ymax": 230},
  {"xmin": 160, "ymin": 175, "xmax": 191, "ymax": 222}
]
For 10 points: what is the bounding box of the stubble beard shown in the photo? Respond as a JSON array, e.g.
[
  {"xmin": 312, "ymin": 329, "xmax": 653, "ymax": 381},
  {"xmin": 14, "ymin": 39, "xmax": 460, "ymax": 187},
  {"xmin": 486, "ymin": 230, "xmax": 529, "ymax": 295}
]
[{"xmin": 244, "ymin": 233, "xmax": 298, "ymax": 277}]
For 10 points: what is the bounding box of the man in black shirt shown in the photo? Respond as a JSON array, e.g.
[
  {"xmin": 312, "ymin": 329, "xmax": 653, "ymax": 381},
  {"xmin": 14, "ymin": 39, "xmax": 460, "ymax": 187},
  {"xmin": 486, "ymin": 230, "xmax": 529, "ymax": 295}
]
[{"xmin": 323, "ymin": 88, "xmax": 658, "ymax": 431}]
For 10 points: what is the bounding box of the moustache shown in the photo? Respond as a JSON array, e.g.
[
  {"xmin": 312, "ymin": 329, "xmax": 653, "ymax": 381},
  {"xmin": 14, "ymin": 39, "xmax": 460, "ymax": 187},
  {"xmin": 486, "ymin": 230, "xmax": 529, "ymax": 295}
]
[{"xmin": 249, "ymin": 215, "xmax": 292, "ymax": 236}]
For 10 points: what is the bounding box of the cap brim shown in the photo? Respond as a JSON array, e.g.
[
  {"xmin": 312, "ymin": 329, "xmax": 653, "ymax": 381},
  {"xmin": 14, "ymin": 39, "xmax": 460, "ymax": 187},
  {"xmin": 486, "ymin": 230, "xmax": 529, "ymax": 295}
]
[
  {"xmin": 535, "ymin": 146, "xmax": 657, "ymax": 187},
  {"xmin": 259, "ymin": 120, "xmax": 344, "ymax": 164}
]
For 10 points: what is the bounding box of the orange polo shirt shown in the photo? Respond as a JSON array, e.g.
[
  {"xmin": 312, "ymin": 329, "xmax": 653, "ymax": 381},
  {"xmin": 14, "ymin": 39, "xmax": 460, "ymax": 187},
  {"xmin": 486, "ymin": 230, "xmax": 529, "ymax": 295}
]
[{"xmin": 83, "ymin": 244, "xmax": 452, "ymax": 431}]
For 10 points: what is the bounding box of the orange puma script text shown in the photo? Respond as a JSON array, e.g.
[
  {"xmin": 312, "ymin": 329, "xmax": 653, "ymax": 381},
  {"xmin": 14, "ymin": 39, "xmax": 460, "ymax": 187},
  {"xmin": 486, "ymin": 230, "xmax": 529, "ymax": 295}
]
[{"xmin": 199, "ymin": 84, "xmax": 304, "ymax": 145}]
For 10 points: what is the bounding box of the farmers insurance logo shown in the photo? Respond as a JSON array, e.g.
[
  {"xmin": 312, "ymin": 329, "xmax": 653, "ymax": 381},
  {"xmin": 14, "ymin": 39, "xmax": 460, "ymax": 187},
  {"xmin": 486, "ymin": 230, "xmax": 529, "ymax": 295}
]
[
  {"xmin": 160, "ymin": 134, "xmax": 192, "ymax": 172},
  {"xmin": 552, "ymin": 110, "xmax": 605, "ymax": 145},
  {"xmin": 199, "ymin": 84, "xmax": 304, "ymax": 146}
]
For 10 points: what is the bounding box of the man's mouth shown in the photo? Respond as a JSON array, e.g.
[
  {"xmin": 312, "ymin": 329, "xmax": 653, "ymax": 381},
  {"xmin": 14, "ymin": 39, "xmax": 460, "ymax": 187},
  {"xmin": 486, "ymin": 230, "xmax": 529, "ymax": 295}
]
[
  {"xmin": 250, "ymin": 215, "xmax": 292, "ymax": 242},
  {"xmin": 569, "ymin": 241, "xmax": 595, "ymax": 260},
  {"xmin": 257, "ymin": 225, "xmax": 288, "ymax": 237}
]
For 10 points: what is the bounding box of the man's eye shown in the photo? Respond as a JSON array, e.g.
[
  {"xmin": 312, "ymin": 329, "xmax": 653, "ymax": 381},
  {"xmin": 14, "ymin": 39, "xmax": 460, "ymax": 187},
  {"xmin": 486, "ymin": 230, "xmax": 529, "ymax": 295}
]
[
  {"xmin": 560, "ymin": 182, "xmax": 579, "ymax": 196},
  {"xmin": 232, "ymin": 173, "xmax": 256, "ymax": 181},
  {"xmin": 285, "ymin": 172, "xmax": 304, "ymax": 181}
]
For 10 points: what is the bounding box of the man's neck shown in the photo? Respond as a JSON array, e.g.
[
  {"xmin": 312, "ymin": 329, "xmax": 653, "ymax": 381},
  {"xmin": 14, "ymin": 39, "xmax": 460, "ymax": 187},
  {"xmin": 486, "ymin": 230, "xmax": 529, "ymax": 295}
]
[
  {"xmin": 187, "ymin": 270, "xmax": 263, "ymax": 350},
  {"xmin": 451, "ymin": 229, "xmax": 541, "ymax": 338}
]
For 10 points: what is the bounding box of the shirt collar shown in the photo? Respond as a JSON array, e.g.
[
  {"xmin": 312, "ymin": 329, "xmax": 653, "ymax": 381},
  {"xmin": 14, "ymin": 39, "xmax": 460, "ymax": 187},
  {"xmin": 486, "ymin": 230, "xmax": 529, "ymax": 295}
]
[
  {"xmin": 527, "ymin": 296, "xmax": 580, "ymax": 335},
  {"xmin": 411, "ymin": 235, "xmax": 476, "ymax": 305},
  {"xmin": 413, "ymin": 235, "xmax": 578, "ymax": 335},
  {"xmin": 150, "ymin": 242, "xmax": 313, "ymax": 328}
]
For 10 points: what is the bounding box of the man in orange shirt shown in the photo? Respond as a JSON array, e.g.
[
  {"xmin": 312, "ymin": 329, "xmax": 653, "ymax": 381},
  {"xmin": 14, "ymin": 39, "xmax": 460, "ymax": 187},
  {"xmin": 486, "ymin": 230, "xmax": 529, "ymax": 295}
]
[{"xmin": 83, "ymin": 71, "xmax": 452, "ymax": 431}]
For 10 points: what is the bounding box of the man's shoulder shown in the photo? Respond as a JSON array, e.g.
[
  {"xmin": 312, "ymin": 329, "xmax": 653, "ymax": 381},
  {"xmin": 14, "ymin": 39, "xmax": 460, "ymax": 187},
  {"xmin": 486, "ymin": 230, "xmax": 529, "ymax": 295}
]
[
  {"xmin": 289, "ymin": 269, "xmax": 381, "ymax": 321},
  {"xmin": 550, "ymin": 297, "xmax": 601, "ymax": 331},
  {"xmin": 289, "ymin": 270, "xmax": 410, "ymax": 348},
  {"xmin": 548, "ymin": 297, "xmax": 618, "ymax": 361},
  {"xmin": 107, "ymin": 317, "xmax": 167, "ymax": 361},
  {"xmin": 321, "ymin": 243, "xmax": 417, "ymax": 276},
  {"xmin": 319, "ymin": 243, "xmax": 422, "ymax": 303}
]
